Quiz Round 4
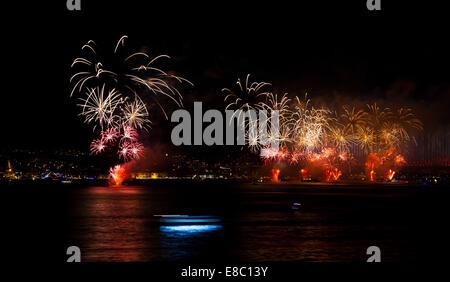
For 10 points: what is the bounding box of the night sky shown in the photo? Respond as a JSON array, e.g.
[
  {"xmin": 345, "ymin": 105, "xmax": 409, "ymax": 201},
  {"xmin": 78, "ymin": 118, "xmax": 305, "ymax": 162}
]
[{"xmin": 2, "ymin": 1, "xmax": 449, "ymax": 151}]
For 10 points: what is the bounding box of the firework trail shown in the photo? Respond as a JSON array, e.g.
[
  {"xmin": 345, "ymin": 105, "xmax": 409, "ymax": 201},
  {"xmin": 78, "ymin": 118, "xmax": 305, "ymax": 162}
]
[
  {"xmin": 221, "ymin": 76, "xmax": 423, "ymax": 182},
  {"xmin": 78, "ymin": 85, "xmax": 123, "ymax": 129},
  {"xmin": 260, "ymin": 93, "xmax": 292, "ymax": 147},
  {"xmin": 72, "ymin": 35, "xmax": 192, "ymax": 121},
  {"xmin": 70, "ymin": 35, "xmax": 191, "ymax": 178},
  {"xmin": 356, "ymin": 126, "xmax": 375, "ymax": 153},
  {"xmin": 223, "ymin": 74, "xmax": 276, "ymax": 154},
  {"xmin": 341, "ymin": 105, "xmax": 368, "ymax": 133},
  {"xmin": 327, "ymin": 125, "xmax": 355, "ymax": 153},
  {"xmin": 70, "ymin": 35, "xmax": 192, "ymax": 109},
  {"xmin": 223, "ymin": 74, "xmax": 271, "ymax": 112}
]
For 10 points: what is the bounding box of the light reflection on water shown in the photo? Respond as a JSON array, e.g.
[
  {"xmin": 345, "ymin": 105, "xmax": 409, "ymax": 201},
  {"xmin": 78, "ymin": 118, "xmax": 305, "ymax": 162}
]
[
  {"xmin": 65, "ymin": 185, "xmax": 415, "ymax": 262},
  {"xmin": 160, "ymin": 225, "xmax": 223, "ymax": 234},
  {"xmin": 158, "ymin": 224, "xmax": 225, "ymax": 260},
  {"xmin": 71, "ymin": 186, "xmax": 151, "ymax": 262}
]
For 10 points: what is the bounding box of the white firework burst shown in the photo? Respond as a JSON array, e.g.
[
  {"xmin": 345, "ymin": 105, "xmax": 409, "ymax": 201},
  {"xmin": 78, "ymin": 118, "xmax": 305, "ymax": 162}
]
[
  {"xmin": 78, "ymin": 84, "xmax": 122, "ymax": 129},
  {"xmin": 70, "ymin": 35, "xmax": 192, "ymax": 121},
  {"xmin": 121, "ymin": 95, "xmax": 151, "ymax": 129},
  {"xmin": 223, "ymin": 74, "xmax": 271, "ymax": 112}
]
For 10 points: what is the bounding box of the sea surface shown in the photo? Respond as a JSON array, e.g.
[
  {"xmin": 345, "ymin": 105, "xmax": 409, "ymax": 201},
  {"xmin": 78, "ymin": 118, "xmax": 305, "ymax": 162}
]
[{"xmin": 4, "ymin": 182, "xmax": 450, "ymax": 262}]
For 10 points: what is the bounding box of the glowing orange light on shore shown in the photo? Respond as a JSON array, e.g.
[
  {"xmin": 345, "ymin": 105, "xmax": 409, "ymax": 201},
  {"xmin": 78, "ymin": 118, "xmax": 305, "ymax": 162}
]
[
  {"xmin": 387, "ymin": 169, "xmax": 395, "ymax": 181},
  {"xmin": 271, "ymin": 169, "xmax": 280, "ymax": 183},
  {"xmin": 369, "ymin": 169, "xmax": 375, "ymax": 181},
  {"xmin": 365, "ymin": 153, "xmax": 380, "ymax": 182},
  {"xmin": 110, "ymin": 164, "xmax": 126, "ymax": 185},
  {"xmin": 300, "ymin": 169, "xmax": 308, "ymax": 180},
  {"xmin": 326, "ymin": 167, "xmax": 342, "ymax": 181}
]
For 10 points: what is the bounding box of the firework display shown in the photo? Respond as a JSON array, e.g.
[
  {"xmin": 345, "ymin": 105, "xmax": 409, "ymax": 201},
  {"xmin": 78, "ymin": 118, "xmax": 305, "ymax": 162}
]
[
  {"xmin": 109, "ymin": 164, "xmax": 126, "ymax": 185},
  {"xmin": 10, "ymin": 0, "xmax": 450, "ymax": 268},
  {"xmin": 70, "ymin": 35, "xmax": 191, "ymax": 182},
  {"xmin": 70, "ymin": 38, "xmax": 423, "ymax": 184},
  {"xmin": 223, "ymin": 75, "xmax": 423, "ymax": 182}
]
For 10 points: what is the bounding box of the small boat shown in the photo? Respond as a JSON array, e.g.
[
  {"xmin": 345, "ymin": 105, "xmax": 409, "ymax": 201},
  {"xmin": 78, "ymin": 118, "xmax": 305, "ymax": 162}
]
[
  {"xmin": 153, "ymin": 215, "xmax": 221, "ymax": 225},
  {"xmin": 291, "ymin": 203, "xmax": 302, "ymax": 210}
]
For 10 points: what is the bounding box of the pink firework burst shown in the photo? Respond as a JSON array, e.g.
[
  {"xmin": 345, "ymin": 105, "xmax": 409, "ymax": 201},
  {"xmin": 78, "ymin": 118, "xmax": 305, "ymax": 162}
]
[
  {"xmin": 90, "ymin": 138, "xmax": 106, "ymax": 154},
  {"xmin": 118, "ymin": 141, "xmax": 144, "ymax": 160},
  {"xmin": 260, "ymin": 146, "xmax": 290, "ymax": 166},
  {"xmin": 289, "ymin": 151, "xmax": 303, "ymax": 164},
  {"xmin": 118, "ymin": 145, "xmax": 132, "ymax": 160},
  {"xmin": 275, "ymin": 147, "xmax": 289, "ymax": 161},
  {"xmin": 122, "ymin": 125, "xmax": 138, "ymax": 141},
  {"xmin": 129, "ymin": 141, "xmax": 144, "ymax": 159},
  {"xmin": 101, "ymin": 127, "xmax": 119, "ymax": 143}
]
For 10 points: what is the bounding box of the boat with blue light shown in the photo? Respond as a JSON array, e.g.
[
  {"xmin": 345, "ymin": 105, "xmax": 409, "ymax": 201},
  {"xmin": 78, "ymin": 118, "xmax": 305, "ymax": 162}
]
[{"xmin": 154, "ymin": 215, "xmax": 221, "ymax": 225}]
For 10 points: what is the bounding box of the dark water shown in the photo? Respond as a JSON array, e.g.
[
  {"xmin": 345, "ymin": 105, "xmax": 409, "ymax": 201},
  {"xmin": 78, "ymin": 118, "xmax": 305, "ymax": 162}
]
[{"xmin": 5, "ymin": 182, "xmax": 450, "ymax": 262}]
